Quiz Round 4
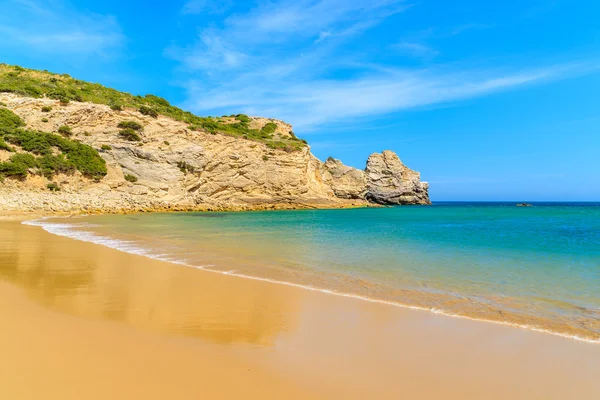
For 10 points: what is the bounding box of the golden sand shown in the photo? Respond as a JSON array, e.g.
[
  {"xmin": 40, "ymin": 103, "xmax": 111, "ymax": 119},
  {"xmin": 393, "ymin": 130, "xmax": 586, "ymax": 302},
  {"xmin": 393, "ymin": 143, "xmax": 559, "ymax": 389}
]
[{"xmin": 1, "ymin": 221, "xmax": 599, "ymax": 399}]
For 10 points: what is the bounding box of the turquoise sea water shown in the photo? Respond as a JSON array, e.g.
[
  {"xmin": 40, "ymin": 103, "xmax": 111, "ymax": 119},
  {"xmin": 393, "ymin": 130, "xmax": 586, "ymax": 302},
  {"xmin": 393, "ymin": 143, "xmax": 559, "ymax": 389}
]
[{"xmin": 32, "ymin": 202, "xmax": 600, "ymax": 342}]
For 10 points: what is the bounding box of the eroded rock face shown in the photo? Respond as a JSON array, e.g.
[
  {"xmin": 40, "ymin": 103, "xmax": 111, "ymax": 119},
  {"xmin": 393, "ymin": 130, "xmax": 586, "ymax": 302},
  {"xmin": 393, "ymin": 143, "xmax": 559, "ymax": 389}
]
[
  {"xmin": 321, "ymin": 157, "xmax": 367, "ymax": 199},
  {"xmin": 365, "ymin": 150, "xmax": 431, "ymax": 205},
  {"xmin": 0, "ymin": 94, "xmax": 429, "ymax": 212}
]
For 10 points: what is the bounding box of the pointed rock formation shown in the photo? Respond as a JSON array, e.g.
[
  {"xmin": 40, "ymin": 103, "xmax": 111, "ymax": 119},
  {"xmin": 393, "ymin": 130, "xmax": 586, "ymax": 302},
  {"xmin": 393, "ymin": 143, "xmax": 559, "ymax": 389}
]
[
  {"xmin": 365, "ymin": 150, "xmax": 430, "ymax": 205},
  {"xmin": 321, "ymin": 150, "xmax": 430, "ymax": 206}
]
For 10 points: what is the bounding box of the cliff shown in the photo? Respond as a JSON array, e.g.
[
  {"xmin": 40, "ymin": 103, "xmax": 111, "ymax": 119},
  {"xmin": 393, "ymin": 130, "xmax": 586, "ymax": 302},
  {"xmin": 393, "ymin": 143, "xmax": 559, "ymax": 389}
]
[{"xmin": 0, "ymin": 65, "xmax": 429, "ymax": 213}]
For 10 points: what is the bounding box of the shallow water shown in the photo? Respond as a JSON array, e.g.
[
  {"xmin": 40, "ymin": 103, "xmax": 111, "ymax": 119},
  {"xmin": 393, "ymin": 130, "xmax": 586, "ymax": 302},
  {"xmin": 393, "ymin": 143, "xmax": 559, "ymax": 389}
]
[{"xmin": 28, "ymin": 202, "xmax": 600, "ymax": 342}]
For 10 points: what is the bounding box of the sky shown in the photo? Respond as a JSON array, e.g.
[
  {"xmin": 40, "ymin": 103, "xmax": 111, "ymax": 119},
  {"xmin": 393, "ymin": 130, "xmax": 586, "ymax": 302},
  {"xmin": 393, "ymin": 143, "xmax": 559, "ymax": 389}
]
[{"xmin": 1, "ymin": 0, "xmax": 599, "ymax": 201}]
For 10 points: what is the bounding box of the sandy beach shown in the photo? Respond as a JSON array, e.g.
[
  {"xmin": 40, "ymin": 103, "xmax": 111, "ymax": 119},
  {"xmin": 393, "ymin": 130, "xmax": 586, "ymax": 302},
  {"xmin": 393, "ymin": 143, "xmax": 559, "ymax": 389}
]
[{"xmin": 1, "ymin": 219, "xmax": 600, "ymax": 399}]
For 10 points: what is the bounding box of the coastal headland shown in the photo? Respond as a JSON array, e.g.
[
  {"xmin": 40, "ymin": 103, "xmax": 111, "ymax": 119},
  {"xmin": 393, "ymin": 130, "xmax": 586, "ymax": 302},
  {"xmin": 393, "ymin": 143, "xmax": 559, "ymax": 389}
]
[{"xmin": 0, "ymin": 64, "xmax": 429, "ymax": 213}]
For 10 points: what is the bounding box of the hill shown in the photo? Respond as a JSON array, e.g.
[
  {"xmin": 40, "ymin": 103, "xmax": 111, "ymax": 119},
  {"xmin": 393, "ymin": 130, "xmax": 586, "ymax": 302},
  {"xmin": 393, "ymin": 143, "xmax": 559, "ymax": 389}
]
[{"xmin": 0, "ymin": 64, "xmax": 429, "ymax": 213}]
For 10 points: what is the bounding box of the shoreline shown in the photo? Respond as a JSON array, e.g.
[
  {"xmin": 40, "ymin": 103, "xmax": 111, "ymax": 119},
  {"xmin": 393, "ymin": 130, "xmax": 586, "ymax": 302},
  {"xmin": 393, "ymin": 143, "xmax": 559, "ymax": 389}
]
[
  {"xmin": 1, "ymin": 220, "xmax": 600, "ymax": 399},
  {"xmin": 24, "ymin": 215, "xmax": 600, "ymax": 344}
]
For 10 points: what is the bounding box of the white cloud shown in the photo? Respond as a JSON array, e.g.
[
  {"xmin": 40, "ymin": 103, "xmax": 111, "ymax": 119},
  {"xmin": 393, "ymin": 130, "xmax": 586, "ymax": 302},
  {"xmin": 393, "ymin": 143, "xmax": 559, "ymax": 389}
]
[
  {"xmin": 168, "ymin": 0, "xmax": 598, "ymax": 133},
  {"xmin": 166, "ymin": 31, "xmax": 248, "ymax": 71},
  {"xmin": 0, "ymin": 0, "xmax": 124, "ymax": 57},
  {"xmin": 181, "ymin": 63, "xmax": 587, "ymax": 130},
  {"xmin": 168, "ymin": 0, "xmax": 409, "ymax": 72}
]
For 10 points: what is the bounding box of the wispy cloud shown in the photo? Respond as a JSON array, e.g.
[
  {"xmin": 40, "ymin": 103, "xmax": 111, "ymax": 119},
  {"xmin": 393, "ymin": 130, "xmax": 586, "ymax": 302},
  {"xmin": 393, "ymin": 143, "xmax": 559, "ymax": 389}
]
[
  {"xmin": 182, "ymin": 62, "xmax": 593, "ymax": 130},
  {"xmin": 168, "ymin": 0, "xmax": 597, "ymax": 132},
  {"xmin": 0, "ymin": 0, "xmax": 124, "ymax": 57}
]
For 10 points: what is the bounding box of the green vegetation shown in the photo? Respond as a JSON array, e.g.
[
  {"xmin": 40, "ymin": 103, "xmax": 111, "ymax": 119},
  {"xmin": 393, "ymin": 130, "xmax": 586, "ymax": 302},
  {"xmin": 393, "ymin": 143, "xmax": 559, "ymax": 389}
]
[
  {"xmin": 261, "ymin": 122, "xmax": 277, "ymax": 135},
  {"xmin": 118, "ymin": 128, "xmax": 141, "ymax": 141},
  {"xmin": 163, "ymin": 140, "xmax": 170, "ymax": 146},
  {"xmin": 57, "ymin": 125, "xmax": 72, "ymax": 136},
  {"xmin": 117, "ymin": 120, "xmax": 143, "ymax": 131},
  {"xmin": 124, "ymin": 174, "xmax": 138, "ymax": 183},
  {"xmin": 0, "ymin": 108, "xmax": 106, "ymax": 180},
  {"xmin": 235, "ymin": 114, "xmax": 250, "ymax": 123},
  {"xmin": 0, "ymin": 138, "xmax": 13, "ymax": 152},
  {"xmin": 0, "ymin": 107, "xmax": 25, "ymax": 129},
  {"xmin": 0, "ymin": 63, "xmax": 308, "ymax": 151},
  {"xmin": 262, "ymin": 155, "xmax": 269, "ymax": 161},
  {"xmin": 139, "ymin": 106, "xmax": 158, "ymax": 118},
  {"xmin": 41, "ymin": 118, "xmax": 48, "ymax": 122},
  {"xmin": 47, "ymin": 182, "xmax": 60, "ymax": 191},
  {"xmin": 101, "ymin": 144, "xmax": 112, "ymax": 151},
  {"xmin": 41, "ymin": 106, "xmax": 52, "ymax": 112}
]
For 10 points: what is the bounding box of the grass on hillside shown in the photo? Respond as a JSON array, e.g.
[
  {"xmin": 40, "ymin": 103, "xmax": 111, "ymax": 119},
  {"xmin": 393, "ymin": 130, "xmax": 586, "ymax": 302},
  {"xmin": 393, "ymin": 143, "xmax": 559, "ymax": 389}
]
[
  {"xmin": 0, "ymin": 107, "xmax": 107, "ymax": 181},
  {"xmin": 0, "ymin": 64, "xmax": 307, "ymax": 151}
]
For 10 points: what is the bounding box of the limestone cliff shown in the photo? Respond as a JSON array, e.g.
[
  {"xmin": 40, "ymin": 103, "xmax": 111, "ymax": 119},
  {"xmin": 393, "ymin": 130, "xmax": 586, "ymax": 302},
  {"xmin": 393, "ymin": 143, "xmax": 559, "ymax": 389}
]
[{"xmin": 0, "ymin": 93, "xmax": 429, "ymax": 213}]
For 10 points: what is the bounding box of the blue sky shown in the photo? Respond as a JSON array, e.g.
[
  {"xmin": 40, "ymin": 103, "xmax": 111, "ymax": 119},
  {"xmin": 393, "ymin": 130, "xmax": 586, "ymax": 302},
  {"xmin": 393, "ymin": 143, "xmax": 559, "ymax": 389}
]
[{"xmin": 1, "ymin": 0, "xmax": 599, "ymax": 200}]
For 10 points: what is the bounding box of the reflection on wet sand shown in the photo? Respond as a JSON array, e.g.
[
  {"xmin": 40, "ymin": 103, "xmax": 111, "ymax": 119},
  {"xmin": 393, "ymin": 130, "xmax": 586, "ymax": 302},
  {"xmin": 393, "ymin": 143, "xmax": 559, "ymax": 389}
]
[{"xmin": 0, "ymin": 222, "xmax": 299, "ymax": 346}]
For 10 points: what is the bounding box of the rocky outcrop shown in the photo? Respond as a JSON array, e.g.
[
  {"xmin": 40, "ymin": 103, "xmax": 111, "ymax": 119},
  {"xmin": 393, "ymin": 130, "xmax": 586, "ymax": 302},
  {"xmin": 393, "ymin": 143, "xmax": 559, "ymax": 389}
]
[
  {"xmin": 365, "ymin": 150, "xmax": 431, "ymax": 205},
  {"xmin": 321, "ymin": 157, "xmax": 367, "ymax": 199},
  {"xmin": 0, "ymin": 93, "xmax": 429, "ymax": 213}
]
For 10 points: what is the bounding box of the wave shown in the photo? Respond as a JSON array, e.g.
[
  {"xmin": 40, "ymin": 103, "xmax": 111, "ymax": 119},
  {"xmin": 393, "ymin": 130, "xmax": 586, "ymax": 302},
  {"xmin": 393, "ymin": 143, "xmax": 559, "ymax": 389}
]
[{"xmin": 23, "ymin": 217, "xmax": 600, "ymax": 345}]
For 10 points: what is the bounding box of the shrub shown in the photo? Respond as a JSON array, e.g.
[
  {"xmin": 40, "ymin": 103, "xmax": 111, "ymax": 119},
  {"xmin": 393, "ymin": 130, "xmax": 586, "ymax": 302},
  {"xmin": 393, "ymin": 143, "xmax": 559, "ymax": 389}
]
[
  {"xmin": 117, "ymin": 120, "xmax": 143, "ymax": 131},
  {"xmin": 41, "ymin": 118, "xmax": 48, "ymax": 122},
  {"xmin": 0, "ymin": 153, "xmax": 38, "ymax": 180},
  {"xmin": 101, "ymin": 144, "xmax": 112, "ymax": 151},
  {"xmin": 163, "ymin": 140, "xmax": 170, "ymax": 146},
  {"xmin": 0, "ymin": 108, "xmax": 25, "ymax": 129},
  {"xmin": 261, "ymin": 122, "xmax": 277, "ymax": 135},
  {"xmin": 41, "ymin": 106, "xmax": 52, "ymax": 112},
  {"xmin": 262, "ymin": 155, "xmax": 269, "ymax": 161},
  {"xmin": 83, "ymin": 131, "xmax": 91, "ymax": 136},
  {"xmin": 0, "ymin": 161, "xmax": 28, "ymax": 179},
  {"xmin": 9, "ymin": 153, "xmax": 37, "ymax": 168},
  {"xmin": 110, "ymin": 103, "xmax": 123, "ymax": 111},
  {"xmin": 124, "ymin": 174, "xmax": 138, "ymax": 183},
  {"xmin": 47, "ymin": 182, "xmax": 60, "ymax": 191},
  {"xmin": 58, "ymin": 125, "xmax": 72, "ymax": 136},
  {"xmin": 0, "ymin": 138, "xmax": 13, "ymax": 152},
  {"xmin": 38, "ymin": 154, "xmax": 76, "ymax": 177},
  {"xmin": 118, "ymin": 128, "xmax": 141, "ymax": 141},
  {"xmin": 144, "ymin": 94, "xmax": 170, "ymax": 107},
  {"xmin": 139, "ymin": 106, "xmax": 158, "ymax": 118},
  {"xmin": 235, "ymin": 114, "xmax": 250, "ymax": 123},
  {"xmin": 0, "ymin": 101, "xmax": 6, "ymax": 106},
  {"xmin": 1, "ymin": 130, "xmax": 106, "ymax": 179}
]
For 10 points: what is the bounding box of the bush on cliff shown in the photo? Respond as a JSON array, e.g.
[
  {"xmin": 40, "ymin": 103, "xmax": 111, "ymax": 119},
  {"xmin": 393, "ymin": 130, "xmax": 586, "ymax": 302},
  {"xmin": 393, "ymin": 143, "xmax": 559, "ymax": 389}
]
[
  {"xmin": 0, "ymin": 108, "xmax": 25, "ymax": 129},
  {"xmin": 117, "ymin": 120, "xmax": 143, "ymax": 131},
  {"xmin": 119, "ymin": 128, "xmax": 141, "ymax": 141},
  {"xmin": 0, "ymin": 107, "xmax": 107, "ymax": 181},
  {"xmin": 139, "ymin": 106, "xmax": 158, "ymax": 118},
  {"xmin": 58, "ymin": 125, "xmax": 72, "ymax": 137}
]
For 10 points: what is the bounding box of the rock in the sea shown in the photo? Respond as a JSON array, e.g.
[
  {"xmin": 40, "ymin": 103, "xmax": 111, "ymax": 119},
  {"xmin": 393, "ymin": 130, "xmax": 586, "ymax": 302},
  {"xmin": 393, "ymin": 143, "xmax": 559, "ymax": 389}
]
[{"xmin": 365, "ymin": 150, "xmax": 430, "ymax": 205}]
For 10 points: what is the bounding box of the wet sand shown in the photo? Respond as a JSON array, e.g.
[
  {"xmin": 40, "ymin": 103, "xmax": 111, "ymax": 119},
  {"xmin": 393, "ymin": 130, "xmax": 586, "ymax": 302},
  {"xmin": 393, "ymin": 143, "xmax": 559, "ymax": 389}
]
[{"xmin": 1, "ymin": 220, "xmax": 600, "ymax": 399}]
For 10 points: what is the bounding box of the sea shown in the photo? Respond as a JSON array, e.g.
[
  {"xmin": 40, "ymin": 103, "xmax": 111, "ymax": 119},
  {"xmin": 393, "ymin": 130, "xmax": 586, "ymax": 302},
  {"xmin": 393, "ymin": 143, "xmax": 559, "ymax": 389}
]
[{"xmin": 25, "ymin": 202, "xmax": 600, "ymax": 343}]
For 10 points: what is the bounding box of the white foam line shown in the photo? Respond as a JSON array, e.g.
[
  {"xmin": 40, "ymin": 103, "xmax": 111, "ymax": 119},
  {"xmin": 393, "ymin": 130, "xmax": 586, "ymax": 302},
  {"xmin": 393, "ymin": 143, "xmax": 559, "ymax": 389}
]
[{"xmin": 23, "ymin": 217, "xmax": 600, "ymax": 345}]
